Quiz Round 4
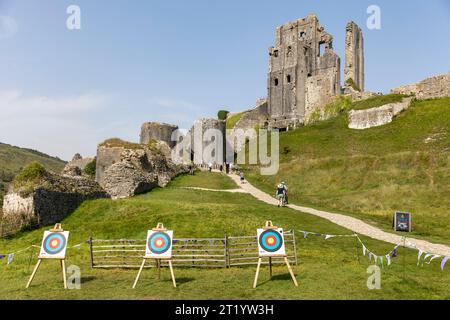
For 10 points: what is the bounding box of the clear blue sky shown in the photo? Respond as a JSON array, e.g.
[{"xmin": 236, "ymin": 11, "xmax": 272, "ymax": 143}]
[{"xmin": 1, "ymin": 0, "xmax": 449, "ymax": 160}]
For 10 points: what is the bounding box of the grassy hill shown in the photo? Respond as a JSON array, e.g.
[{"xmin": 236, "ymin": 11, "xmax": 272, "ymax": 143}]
[
  {"xmin": 246, "ymin": 97, "xmax": 450, "ymax": 245},
  {"xmin": 0, "ymin": 172, "xmax": 448, "ymax": 299},
  {"xmin": 0, "ymin": 143, "xmax": 66, "ymax": 206}
]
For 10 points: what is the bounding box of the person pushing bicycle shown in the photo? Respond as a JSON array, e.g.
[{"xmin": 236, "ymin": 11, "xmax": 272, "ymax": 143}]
[{"xmin": 276, "ymin": 181, "xmax": 288, "ymax": 207}]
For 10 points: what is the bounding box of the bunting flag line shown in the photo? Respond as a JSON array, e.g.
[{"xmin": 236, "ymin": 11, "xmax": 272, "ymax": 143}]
[
  {"xmin": 0, "ymin": 243, "xmax": 86, "ymax": 266},
  {"xmin": 441, "ymin": 257, "xmax": 450, "ymax": 271},
  {"xmin": 300, "ymin": 228, "xmax": 449, "ymax": 271}
]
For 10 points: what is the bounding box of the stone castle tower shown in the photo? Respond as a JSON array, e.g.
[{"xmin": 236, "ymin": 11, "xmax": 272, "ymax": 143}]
[
  {"xmin": 267, "ymin": 14, "xmax": 341, "ymax": 129},
  {"xmin": 267, "ymin": 14, "xmax": 364, "ymax": 129},
  {"xmin": 344, "ymin": 21, "xmax": 364, "ymax": 92}
]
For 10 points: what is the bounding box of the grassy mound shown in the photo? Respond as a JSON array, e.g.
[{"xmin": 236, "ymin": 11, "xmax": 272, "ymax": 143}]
[
  {"xmin": 351, "ymin": 94, "xmax": 406, "ymax": 110},
  {"xmin": 0, "ymin": 143, "xmax": 66, "ymax": 206},
  {"xmin": 246, "ymin": 97, "xmax": 450, "ymax": 245},
  {"xmin": 0, "ymin": 173, "xmax": 449, "ymax": 299}
]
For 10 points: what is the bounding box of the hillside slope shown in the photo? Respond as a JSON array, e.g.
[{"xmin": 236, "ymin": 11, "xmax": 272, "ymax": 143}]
[
  {"xmin": 246, "ymin": 97, "xmax": 450, "ymax": 245},
  {"xmin": 0, "ymin": 143, "xmax": 66, "ymax": 206},
  {"xmin": 1, "ymin": 173, "xmax": 449, "ymax": 299}
]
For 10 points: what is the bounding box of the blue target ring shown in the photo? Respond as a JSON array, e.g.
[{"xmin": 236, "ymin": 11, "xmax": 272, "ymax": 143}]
[
  {"xmin": 148, "ymin": 232, "xmax": 171, "ymax": 255},
  {"xmin": 43, "ymin": 233, "xmax": 67, "ymax": 255},
  {"xmin": 259, "ymin": 229, "xmax": 283, "ymax": 253}
]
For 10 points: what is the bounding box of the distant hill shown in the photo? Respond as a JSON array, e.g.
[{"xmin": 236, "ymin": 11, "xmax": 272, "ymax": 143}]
[
  {"xmin": 0, "ymin": 143, "xmax": 66, "ymax": 206},
  {"xmin": 246, "ymin": 97, "xmax": 450, "ymax": 245}
]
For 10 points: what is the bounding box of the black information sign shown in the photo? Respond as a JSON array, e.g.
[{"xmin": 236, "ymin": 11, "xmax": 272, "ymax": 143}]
[{"xmin": 393, "ymin": 212, "xmax": 412, "ymax": 232}]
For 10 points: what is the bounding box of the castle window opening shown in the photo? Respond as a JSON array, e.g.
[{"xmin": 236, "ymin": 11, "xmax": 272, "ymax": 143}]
[
  {"xmin": 287, "ymin": 75, "xmax": 292, "ymax": 83},
  {"xmin": 319, "ymin": 42, "xmax": 326, "ymax": 56},
  {"xmin": 274, "ymin": 78, "xmax": 279, "ymax": 86}
]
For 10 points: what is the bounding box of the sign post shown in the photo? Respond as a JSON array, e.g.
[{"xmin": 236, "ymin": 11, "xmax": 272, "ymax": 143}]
[
  {"xmin": 393, "ymin": 212, "xmax": 412, "ymax": 232},
  {"xmin": 26, "ymin": 223, "xmax": 69, "ymax": 289},
  {"xmin": 253, "ymin": 221, "xmax": 298, "ymax": 288}
]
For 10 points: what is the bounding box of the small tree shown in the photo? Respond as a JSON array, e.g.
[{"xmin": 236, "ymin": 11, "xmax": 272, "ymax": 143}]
[
  {"xmin": 217, "ymin": 110, "xmax": 230, "ymax": 120},
  {"xmin": 84, "ymin": 158, "xmax": 97, "ymax": 178}
]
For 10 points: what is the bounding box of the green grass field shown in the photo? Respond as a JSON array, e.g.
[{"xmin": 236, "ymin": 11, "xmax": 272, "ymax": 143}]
[
  {"xmin": 0, "ymin": 173, "xmax": 449, "ymax": 300},
  {"xmin": 246, "ymin": 97, "xmax": 450, "ymax": 246}
]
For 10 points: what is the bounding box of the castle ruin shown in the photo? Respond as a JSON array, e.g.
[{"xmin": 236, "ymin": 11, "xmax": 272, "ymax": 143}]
[
  {"xmin": 344, "ymin": 21, "xmax": 364, "ymax": 92},
  {"xmin": 267, "ymin": 14, "xmax": 365, "ymax": 129}
]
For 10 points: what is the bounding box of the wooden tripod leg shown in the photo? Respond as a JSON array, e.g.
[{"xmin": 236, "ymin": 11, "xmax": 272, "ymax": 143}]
[
  {"xmin": 168, "ymin": 260, "xmax": 177, "ymax": 288},
  {"xmin": 26, "ymin": 259, "xmax": 42, "ymax": 289},
  {"xmin": 157, "ymin": 259, "xmax": 161, "ymax": 280},
  {"xmin": 132, "ymin": 259, "xmax": 146, "ymax": 289},
  {"xmin": 61, "ymin": 260, "xmax": 67, "ymax": 289},
  {"xmin": 253, "ymin": 258, "xmax": 262, "ymax": 289},
  {"xmin": 269, "ymin": 257, "xmax": 273, "ymax": 279},
  {"xmin": 284, "ymin": 257, "xmax": 298, "ymax": 287}
]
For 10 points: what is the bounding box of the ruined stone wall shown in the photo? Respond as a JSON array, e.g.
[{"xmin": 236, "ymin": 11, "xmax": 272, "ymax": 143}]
[
  {"xmin": 348, "ymin": 97, "xmax": 413, "ymax": 129},
  {"xmin": 2, "ymin": 176, "xmax": 109, "ymax": 226},
  {"xmin": 391, "ymin": 72, "xmax": 450, "ymax": 100},
  {"xmin": 95, "ymin": 141, "xmax": 188, "ymax": 198},
  {"xmin": 228, "ymin": 99, "xmax": 269, "ymax": 153},
  {"xmin": 344, "ymin": 22, "xmax": 364, "ymax": 92},
  {"xmin": 189, "ymin": 118, "xmax": 225, "ymax": 165},
  {"xmin": 267, "ymin": 14, "xmax": 341, "ymax": 129},
  {"xmin": 96, "ymin": 146, "xmax": 124, "ymax": 186},
  {"xmin": 140, "ymin": 122, "xmax": 179, "ymax": 147}
]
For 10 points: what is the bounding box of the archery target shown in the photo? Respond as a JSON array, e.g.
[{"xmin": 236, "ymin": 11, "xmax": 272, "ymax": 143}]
[
  {"xmin": 39, "ymin": 231, "xmax": 69, "ymax": 259},
  {"xmin": 257, "ymin": 228, "xmax": 286, "ymax": 257},
  {"xmin": 145, "ymin": 230, "xmax": 173, "ymax": 259}
]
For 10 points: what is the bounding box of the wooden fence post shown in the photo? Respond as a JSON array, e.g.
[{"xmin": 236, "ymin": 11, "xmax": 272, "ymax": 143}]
[
  {"xmin": 89, "ymin": 237, "xmax": 94, "ymax": 269},
  {"xmin": 224, "ymin": 234, "xmax": 229, "ymax": 268},
  {"xmin": 292, "ymin": 230, "xmax": 298, "ymax": 265}
]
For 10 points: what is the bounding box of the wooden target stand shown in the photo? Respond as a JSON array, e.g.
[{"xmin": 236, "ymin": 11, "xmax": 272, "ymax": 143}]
[
  {"xmin": 26, "ymin": 224, "xmax": 68, "ymax": 289},
  {"xmin": 253, "ymin": 221, "xmax": 298, "ymax": 288},
  {"xmin": 132, "ymin": 223, "xmax": 177, "ymax": 289}
]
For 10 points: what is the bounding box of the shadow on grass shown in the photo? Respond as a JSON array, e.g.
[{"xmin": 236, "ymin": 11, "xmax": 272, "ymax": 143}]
[
  {"xmin": 81, "ymin": 276, "xmax": 96, "ymax": 284},
  {"xmin": 258, "ymin": 273, "xmax": 298, "ymax": 286}
]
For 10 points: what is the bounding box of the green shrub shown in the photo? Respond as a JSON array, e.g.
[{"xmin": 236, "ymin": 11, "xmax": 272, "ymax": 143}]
[
  {"xmin": 84, "ymin": 158, "xmax": 97, "ymax": 177},
  {"xmin": 217, "ymin": 110, "xmax": 230, "ymax": 121},
  {"xmin": 12, "ymin": 162, "xmax": 48, "ymax": 196},
  {"xmin": 14, "ymin": 162, "xmax": 46, "ymax": 184},
  {"xmin": 345, "ymin": 78, "xmax": 361, "ymax": 92}
]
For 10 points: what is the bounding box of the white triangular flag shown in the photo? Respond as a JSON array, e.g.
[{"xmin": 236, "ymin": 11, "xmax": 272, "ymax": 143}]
[
  {"xmin": 325, "ymin": 235, "xmax": 335, "ymax": 240},
  {"xmin": 426, "ymin": 254, "xmax": 441, "ymax": 265},
  {"xmin": 362, "ymin": 245, "xmax": 367, "ymax": 256},
  {"xmin": 417, "ymin": 250, "xmax": 424, "ymax": 266},
  {"xmin": 386, "ymin": 254, "xmax": 391, "ymax": 266}
]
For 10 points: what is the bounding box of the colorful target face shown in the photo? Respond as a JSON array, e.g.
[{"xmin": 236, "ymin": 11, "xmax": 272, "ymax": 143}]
[
  {"xmin": 145, "ymin": 230, "xmax": 173, "ymax": 259},
  {"xmin": 39, "ymin": 231, "xmax": 69, "ymax": 259},
  {"xmin": 257, "ymin": 228, "xmax": 286, "ymax": 257}
]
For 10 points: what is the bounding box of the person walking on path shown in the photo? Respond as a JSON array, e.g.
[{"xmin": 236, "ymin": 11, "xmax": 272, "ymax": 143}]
[{"xmin": 239, "ymin": 171, "xmax": 245, "ymax": 184}]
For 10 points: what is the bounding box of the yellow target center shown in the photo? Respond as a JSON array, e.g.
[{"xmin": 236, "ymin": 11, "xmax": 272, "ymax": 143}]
[
  {"xmin": 267, "ymin": 237, "xmax": 275, "ymax": 245},
  {"xmin": 156, "ymin": 239, "xmax": 163, "ymax": 247},
  {"xmin": 51, "ymin": 239, "xmax": 58, "ymax": 247}
]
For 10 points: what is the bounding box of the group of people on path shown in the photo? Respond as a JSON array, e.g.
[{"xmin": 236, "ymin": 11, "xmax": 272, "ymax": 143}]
[{"xmin": 203, "ymin": 162, "xmax": 289, "ymax": 206}]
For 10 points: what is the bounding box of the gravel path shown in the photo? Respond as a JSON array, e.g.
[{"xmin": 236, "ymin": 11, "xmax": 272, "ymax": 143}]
[
  {"xmin": 224, "ymin": 172, "xmax": 450, "ymax": 256},
  {"xmin": 179, "ymin": 187, "xmax": 248, "ymax": 193}
]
